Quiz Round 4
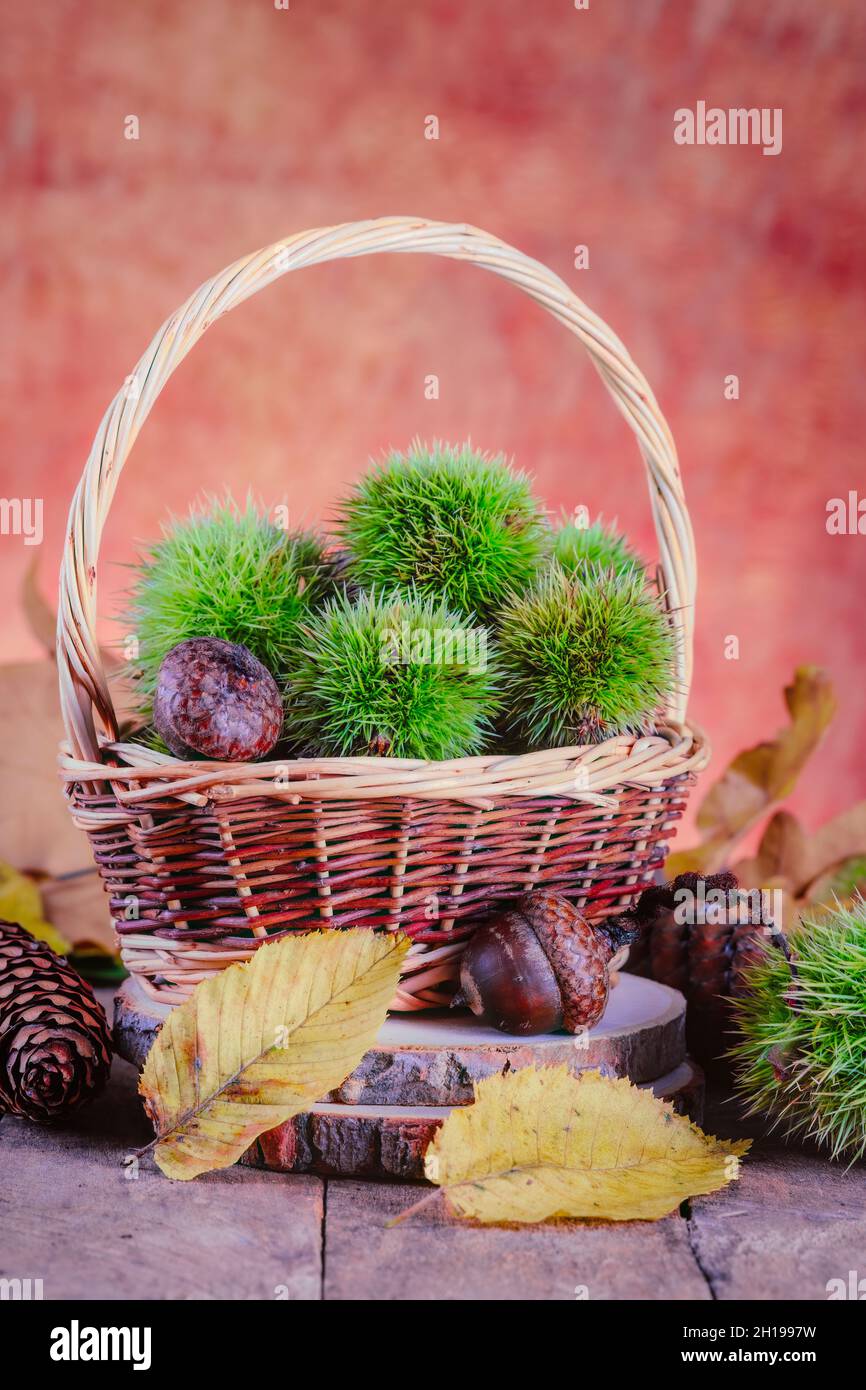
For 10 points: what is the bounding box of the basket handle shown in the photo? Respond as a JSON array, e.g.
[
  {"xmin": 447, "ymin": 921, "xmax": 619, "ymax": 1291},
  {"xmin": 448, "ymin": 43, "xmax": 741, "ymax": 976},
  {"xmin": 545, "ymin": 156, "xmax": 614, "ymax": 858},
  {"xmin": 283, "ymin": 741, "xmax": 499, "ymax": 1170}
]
[{"xmin": 57, "ymin": 217, "xmax": 696, "ymax": 763}]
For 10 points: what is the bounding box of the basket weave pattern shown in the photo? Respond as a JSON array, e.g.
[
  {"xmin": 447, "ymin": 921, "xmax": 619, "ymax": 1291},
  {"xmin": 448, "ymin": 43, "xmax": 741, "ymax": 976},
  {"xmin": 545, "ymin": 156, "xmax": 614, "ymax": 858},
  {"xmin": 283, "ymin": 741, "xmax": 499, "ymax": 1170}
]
[{"xmin": 57, "ymin": 218, "xmax": 709, "ymax": 1009}]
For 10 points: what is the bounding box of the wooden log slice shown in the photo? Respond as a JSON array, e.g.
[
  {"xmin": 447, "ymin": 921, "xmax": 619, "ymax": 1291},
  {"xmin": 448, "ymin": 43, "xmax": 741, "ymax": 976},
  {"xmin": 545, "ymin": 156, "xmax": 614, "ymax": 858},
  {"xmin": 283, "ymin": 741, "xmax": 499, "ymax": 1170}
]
[
  {"xmin": 240, "ymin": 1060, "xmax": 706, "ymax": 1180},
  {"xmin": 114, "ymin": 970, "xmax": 686, "ymax": 1103}
]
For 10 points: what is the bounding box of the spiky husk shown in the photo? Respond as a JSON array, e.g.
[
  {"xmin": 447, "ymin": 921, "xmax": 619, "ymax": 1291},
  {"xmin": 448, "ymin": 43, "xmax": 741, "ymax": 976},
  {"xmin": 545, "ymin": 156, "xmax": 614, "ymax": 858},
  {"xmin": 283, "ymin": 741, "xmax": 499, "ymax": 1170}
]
[
  {"xmin": 287, "ymin": 588, "xmax": 498, "ymax": 760},
  {"xmin": 497, "ymin": 564, "xmax": 676, "ymax": 747},
  {"xmin": 552, "ymin": 516, "xmax": 643, "ymax": 580},
  {"xmin": 126, "ymin": 496, "xmax": 338, "ymax": 717},
  {"xmin": 729, "ymin": 899, "xmax": 866, "ymax": 1162},
  {"xmin": 335, "ymin": 440, "xmax": 549, "ymax": 620}
]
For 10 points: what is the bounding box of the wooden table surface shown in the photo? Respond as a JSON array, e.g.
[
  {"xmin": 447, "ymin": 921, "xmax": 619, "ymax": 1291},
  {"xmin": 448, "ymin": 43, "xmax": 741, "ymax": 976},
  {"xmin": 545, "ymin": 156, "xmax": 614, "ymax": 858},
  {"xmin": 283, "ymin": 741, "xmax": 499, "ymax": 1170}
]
[{"xmin": 1, "ymin": 1021, "xmax": 864, "ymax": 1301}]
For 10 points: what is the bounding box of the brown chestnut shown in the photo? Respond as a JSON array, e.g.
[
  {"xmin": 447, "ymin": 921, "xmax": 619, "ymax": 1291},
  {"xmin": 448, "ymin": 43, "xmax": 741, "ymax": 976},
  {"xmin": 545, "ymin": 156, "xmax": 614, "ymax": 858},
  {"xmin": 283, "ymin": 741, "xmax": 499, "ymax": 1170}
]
[
  {"xmin": 453, "ymin": 891, "xmax": 640, "ymax": 1036},
  {"xmin": 153, "ymin": 637, "xmax": 283, "ymax": 762}
]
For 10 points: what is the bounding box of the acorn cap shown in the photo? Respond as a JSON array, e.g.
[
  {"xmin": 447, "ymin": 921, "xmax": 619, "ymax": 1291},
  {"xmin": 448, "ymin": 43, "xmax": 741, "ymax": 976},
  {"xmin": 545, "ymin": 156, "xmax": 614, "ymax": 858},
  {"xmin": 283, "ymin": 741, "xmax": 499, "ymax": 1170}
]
[{"xmin": 515, "ymin": 892, "xmax": 611, "ymax": 1033}]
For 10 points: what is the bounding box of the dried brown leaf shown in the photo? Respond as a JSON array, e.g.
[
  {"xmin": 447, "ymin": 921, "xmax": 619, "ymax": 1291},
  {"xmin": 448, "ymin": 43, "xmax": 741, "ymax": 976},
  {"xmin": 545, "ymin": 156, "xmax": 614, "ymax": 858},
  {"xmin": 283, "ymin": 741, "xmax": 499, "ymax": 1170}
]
[{"xmin": 668, "ymin": 667, "xmax": 836, "ymax": 877}]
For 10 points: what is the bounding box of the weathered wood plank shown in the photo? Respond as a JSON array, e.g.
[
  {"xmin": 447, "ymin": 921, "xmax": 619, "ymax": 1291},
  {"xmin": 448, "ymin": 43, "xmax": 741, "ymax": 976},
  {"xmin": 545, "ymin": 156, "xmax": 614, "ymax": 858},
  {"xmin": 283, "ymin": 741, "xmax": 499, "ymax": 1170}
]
[
  {"xmin": 688, "ymin": 1143, "xmax": 866, "ymax": 1302},
  {"xmin": 323, "ymin": 1180, "xmax": 710, "ymax": 1301},
  {"xmin": 7, "ymin": 997, "xmax": 863, "ymax": 1303},
  {"xmin": 0, "ymin": 1056, "xmax": 323, "ymax": 1301}
]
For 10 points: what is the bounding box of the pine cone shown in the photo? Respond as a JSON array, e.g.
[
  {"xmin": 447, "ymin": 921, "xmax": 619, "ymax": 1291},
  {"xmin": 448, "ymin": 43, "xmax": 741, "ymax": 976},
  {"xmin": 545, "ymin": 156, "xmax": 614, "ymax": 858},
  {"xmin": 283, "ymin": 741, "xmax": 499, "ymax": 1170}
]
[{"xmin": 0, "ymin": 920, "xmax": 112, "ymax": 1122}]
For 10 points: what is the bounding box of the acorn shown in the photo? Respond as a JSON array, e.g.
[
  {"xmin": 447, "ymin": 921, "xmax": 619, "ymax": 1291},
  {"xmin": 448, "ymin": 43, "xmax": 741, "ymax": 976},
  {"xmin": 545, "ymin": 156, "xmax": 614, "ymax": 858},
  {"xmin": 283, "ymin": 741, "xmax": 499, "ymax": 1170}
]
[
  {"xmin": 453, "ymin": 891, "xmax": 641, "ymax": 1036},
  {"xmin": 153, "ymin": 637, "xmax": 283, "ymax": 762}
]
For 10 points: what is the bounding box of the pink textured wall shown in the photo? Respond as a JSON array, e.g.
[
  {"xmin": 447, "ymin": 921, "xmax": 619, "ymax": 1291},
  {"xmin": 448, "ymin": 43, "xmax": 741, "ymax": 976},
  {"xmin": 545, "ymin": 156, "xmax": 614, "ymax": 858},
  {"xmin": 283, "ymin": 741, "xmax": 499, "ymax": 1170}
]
[{"xmin": 2, "ymin": 0, "xmax": 864, "ymax": 836}]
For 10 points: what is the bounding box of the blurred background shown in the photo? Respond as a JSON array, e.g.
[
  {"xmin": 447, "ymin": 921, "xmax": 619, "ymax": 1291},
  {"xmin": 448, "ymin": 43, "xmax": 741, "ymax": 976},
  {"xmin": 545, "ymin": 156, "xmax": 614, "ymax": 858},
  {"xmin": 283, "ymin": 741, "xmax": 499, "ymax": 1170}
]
[{"xmin": 1, "ymin": 0, "xmax": 864, "ymax": 894}]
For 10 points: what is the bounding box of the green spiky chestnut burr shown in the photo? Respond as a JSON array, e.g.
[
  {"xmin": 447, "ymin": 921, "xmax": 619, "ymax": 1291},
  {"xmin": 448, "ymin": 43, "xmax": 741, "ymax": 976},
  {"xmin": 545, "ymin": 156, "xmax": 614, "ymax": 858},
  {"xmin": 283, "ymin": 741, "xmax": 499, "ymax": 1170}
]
[
  {"xmin": 286, "ymin": 588, "xmax": 498, "ymax": 761},
  {"xmin": 334, "ymin": 440, "xmax": 549, "ymax": 621},
  {"xmin": 126, "ymin": 496, "xmax": 338, "ymax": 721},
  {"xmin": 497, "ymin": 564, "xmax": 676, "ymax": 747},
  {"xmin": 729, "ymin": 899, "xmax": 866, "ymax": 1162},
  {"xmin": 552, "ymin": 516, "xmax": 644, "ymax": 580}
]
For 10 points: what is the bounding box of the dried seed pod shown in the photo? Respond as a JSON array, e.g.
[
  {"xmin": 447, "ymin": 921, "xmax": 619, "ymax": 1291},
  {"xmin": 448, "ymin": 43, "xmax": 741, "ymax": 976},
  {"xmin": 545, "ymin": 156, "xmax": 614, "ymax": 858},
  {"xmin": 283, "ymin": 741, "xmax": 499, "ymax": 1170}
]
[
  {"xmin": 455, "ymin": 891, "xmax": 640, "ymax": 1036},
  {"xmin": 623, "ymin": 871, "xmax": 775, "ymax": 1072},
  {"xmin": 153, "ymin": 637, "xmax": 282, "ymax": 762}
]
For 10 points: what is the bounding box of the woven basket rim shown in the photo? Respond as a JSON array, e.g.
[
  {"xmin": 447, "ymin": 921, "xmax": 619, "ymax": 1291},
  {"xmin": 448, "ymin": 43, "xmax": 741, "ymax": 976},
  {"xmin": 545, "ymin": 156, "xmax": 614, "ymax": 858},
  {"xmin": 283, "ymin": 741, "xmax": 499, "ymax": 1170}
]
[{"xmin": 59, "ymin": 719, "xmax": 709, "ymax": 812}]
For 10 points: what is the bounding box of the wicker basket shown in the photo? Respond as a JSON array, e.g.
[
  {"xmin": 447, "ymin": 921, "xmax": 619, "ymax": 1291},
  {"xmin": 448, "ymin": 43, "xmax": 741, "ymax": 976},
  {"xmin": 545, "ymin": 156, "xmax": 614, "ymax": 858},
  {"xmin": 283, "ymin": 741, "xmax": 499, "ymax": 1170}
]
[{"xmin": 57, "ymin": 217, "xmax": 709, "ymax": 1010}]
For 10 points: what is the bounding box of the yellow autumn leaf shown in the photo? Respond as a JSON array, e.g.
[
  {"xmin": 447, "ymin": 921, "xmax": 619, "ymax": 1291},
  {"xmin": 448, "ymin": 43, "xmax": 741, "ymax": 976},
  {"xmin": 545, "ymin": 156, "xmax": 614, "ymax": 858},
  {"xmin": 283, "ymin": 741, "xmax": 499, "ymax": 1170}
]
[
  {"xmin": 140, "ymin": 929, "xmax": 409, "ymax": 1181},
  {"xmin": 0, "ymin": 861, "xmax": 71, "ymax": 955},
  {"xmin": 417, "ymin": 1066, "xmax": 749, "ymax": 1224}
]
